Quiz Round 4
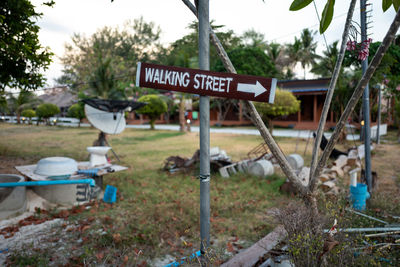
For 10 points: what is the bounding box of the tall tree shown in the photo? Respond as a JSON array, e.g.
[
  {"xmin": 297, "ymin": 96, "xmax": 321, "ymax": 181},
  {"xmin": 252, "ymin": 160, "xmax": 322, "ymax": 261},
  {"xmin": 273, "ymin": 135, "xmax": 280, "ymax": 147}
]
[
  {"xmin": 299, "ymin": 29, "xmax": 319, "ymax": 79},
  {"xmin": 58, "ymin": 17, "xmax": 162, "ymax": 96},
  {"xmin": 241, "ymin": 29, "xmax": 268, "ymax": 51},
  {"xmin": 87, "ymin": 56, "xmax": 125, "ymax": 100},
  {"xmin": 266, "ymin": 42, "xmax": 293, "ymax": 79},
  {"xmin": 286, "ymin": 37, "xmax": 303, "ymax": 75},
  {"xmin": 0, "ymin": 0, "xmax": 53, "ymax": 91},
  {"xmin": 160, "ymin": 20, "xmax": 241, "ymax": 71},
  {"xmin": 311, "ymin": 41, "xmax": 339, "ymax": 77}
]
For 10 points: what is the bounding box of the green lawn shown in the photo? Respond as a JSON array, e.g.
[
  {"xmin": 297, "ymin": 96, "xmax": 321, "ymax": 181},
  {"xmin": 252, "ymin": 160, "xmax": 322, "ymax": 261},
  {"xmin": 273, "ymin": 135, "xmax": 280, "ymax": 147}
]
[
  {"xmin": 0, "ymin": 123, "xmax": 301, "ymax": 265},
  {"xmin": 2, "ymin": 123, "xmax": 400, "ymax": 265}
]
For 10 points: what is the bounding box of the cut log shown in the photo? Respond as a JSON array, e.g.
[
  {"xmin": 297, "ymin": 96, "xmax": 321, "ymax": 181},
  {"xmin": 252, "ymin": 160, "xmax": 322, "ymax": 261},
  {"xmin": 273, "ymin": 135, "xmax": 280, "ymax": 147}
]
[
  {"xmin": 343, "ymin": 165, "xmax": 352, "ymax": 174},
  {"xmin": 334, "ymin": 155, "xmax": 348, "ymax": 169},
  {"xmin": 221, "ymin": 225, "xmax": 287, "ymax": 267},
  {"xmin": 320, "ymin": 181, "xmax": 336, "ymax": 192},
  {"xmin": 346, "ymin": 156, "xmax": 358, "ymax": 167},
  {"xmin": 327, "ymin": 171, "xmax": 337, "ymax": 179},
  {"xmin": 331, "ymin": 166, "xmax": 344, "ymax": 177},
  {"xmin": 319, "ymin": 174, "xmax": 331, "ymax": 182}
]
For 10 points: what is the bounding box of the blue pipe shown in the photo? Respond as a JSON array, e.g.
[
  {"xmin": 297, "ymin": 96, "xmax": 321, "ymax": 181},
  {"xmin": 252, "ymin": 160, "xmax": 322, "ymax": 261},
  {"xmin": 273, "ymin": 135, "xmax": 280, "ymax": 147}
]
[
  {"xmin": 164, "ymin": 251, "xmax": 201, "ymax": 267},
  {"xmin": 0, "ymin": 179, "xmax": 95, "ymax": 188}
]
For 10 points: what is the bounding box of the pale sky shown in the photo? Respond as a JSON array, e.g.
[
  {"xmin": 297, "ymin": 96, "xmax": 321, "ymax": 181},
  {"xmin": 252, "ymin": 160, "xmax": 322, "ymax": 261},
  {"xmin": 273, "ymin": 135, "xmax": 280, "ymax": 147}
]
[{"xmin": 32, "ymin": 0, "xmax": 398, "ymax": 87}]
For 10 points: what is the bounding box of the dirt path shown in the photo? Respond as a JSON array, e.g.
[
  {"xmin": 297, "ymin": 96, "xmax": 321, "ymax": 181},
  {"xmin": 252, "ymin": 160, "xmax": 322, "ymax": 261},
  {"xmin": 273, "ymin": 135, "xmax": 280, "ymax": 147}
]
[{"xmin": 371, "ymin": 143, "xmax": 400, "ymax": 193}]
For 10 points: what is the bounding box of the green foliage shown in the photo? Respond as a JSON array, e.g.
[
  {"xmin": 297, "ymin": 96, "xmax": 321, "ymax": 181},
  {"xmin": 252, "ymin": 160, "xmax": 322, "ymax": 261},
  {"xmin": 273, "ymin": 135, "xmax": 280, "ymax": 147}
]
[
  {"xmin": 383, "ymin": 0, "xmax": 393, "ymax": 11},
  {"xmin": 0, "ymin": 0, "xmax": 53, "ymax": 91},
  {"xmin": 160, "ymin": 21, "xmax": 241, "ymax": 72},
  {"xmin": 68, "ymin": 104, "xmax": 85, "ymax": 121},
  {"xmin": 311, "ymin": 41, "xmax": 339, "ymax": 77},
  {"xmin": 394, "ymin": 0, "xmax": 400, "ymax": 11},
  {"xmin": 344, "ymin": 40, "xmax": 400, "ymax": 93},
  {"xmin": 289, "ymin": 0, "xmax": 313, "ymax": 11},
  {"xmin": 58, "ymin": 17, "xmax": 161, "ymax": 96},
  {"xmin": 21, "ymin": 109, "xmax": 36, "ymax": 118},
  {"xmin": 36, "ymin": 103, "xmax": 60, "ymax": 119},
  {"xmin": 7, "ymin": 90, "xmax": 42, "ymax": 123},
  {"xmin": 255, "ymin": 89, "xmax": 300, "ymax": 127},
  {"xmin": 0, "ymin": 93, "xmax": 7, "ymax": 113},
  {"xmin": 88, "ymin": 56, "xmax": 125, "ymax": 100},
  {"xmin": 320, "ymin": 0, "xmax": 335, "ymax": 34},
  {"xmin": 136, "ymin": 94, "xmax": 167, "ymax": 129},
  {"xmin": 215, "ymin": 46, "xmax": 277, "ymax": 77},
  {"xmin": 290, "ymin": 0, "xmax": 395, "ymax": 33}
]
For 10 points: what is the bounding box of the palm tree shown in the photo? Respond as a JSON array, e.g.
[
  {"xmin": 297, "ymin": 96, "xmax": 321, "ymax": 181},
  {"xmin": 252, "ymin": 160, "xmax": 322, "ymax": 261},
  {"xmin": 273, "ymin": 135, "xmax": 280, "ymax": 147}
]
[
  {"xmin": 266, "ymin": 42, "xmax": 293, "ymax": 79},
  {"xmin": 299, "ymin": 29, "xmax": 319, "ymax": 79},
  {"xmin": 311, "ymin": 41, "xmax": 339, "ymax": 77},
  {"xmin": 7, "ymin": 90, "xmax": 42, "ymax": 123},
  {"xmin": 88, "ymin": 56, "xmax": 125, "ymax": 100},
  {"xmin": 286, "ymin": 37, "xmax": 303, "ymax": 73}
]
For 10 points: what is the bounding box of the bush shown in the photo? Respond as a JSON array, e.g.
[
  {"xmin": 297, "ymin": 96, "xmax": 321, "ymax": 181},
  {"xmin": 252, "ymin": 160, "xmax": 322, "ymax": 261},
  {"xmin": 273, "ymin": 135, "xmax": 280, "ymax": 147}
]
[
  {"xmin": 36, "ymin": 103, "xmax": 60, "ymax": 125},
  {"xmin": 21, "ymin": 109, "xmax": 36, "ymax": 124},
  {"xmin": 136, "ymin": 94, "xmax": 167, "ymax": 130},
  {"xmin": 255, "ymin": 89, "xmax": 300, "ymax": 130},
  {"xmin": 67, "ymin": 103, "xmax": 85, "ymax": 126}
]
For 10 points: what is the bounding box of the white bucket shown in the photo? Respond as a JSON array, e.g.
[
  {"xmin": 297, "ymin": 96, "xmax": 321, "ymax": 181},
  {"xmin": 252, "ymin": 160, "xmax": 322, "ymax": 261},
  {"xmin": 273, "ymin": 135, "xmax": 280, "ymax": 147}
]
[
  {"xmin": 287, "ymin": 154, "xmax": 304, "ymax": 170},
  {"xmin": 248, "ymin": 160, "xmax": 274, "ymax": 177},
  {"xmin": 0, "ymin": 174, "xmax": 27, "ymax": 220}
]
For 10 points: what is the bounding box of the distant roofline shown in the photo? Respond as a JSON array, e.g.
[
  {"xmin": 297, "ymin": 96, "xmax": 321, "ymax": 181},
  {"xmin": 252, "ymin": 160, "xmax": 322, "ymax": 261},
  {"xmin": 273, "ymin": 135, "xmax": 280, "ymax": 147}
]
[{"xmin": 277, "ymin": 77, "xmax": 331, "ymax": 83}]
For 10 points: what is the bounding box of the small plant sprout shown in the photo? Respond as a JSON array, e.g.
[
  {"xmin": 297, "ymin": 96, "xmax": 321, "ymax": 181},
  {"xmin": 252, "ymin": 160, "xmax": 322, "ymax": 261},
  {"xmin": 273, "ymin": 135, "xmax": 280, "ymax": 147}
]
[{"xmin": 328, "ymin": 219, "xmax": 338, "ymax": 236}]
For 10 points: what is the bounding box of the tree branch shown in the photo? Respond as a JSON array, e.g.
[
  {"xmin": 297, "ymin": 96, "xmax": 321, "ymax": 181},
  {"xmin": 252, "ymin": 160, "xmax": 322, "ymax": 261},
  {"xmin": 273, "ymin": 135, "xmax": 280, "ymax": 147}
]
[
  {"xmin": 314, "ymin": 9, "xmax": 400, "ymax": 180},
  {"xmin": 181, "ymin": 0, "xmax": 308, "ymax": 196},
  {"xmin": 309, "ymin": 0, "xmax": 357, "ymax": 191}
]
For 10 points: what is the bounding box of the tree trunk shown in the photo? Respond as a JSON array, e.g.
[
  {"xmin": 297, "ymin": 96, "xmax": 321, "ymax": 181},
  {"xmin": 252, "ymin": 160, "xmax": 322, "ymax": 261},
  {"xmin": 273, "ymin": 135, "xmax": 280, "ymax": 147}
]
[
  {"xmin": 310, "ymin": 0, "xmax": 357, "ymax": 184},
  {"xmin": 179, "ymin": 97, "xmax": 186, "ymax": 132},
  {"xmin": 182, "ymin": 0, "xmax": 308, "ymax": 198},
  {"xmin": 312, "ymin": 8, "xmax": 400, "ymax": 185},
  {"xmin": 267, "ymin": 118, "xmax": 274, "ymax": 134}
]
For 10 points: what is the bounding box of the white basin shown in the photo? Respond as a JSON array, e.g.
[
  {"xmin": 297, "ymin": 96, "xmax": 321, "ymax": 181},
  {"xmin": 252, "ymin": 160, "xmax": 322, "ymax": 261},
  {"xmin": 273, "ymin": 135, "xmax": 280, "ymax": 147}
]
[
  {"xmin": 35, "ymin": 157, "xmax": 78, "ymax": 177},
  {"xmin": 87, "ymin": 146, "xmax": 111, "ymax": 167}
]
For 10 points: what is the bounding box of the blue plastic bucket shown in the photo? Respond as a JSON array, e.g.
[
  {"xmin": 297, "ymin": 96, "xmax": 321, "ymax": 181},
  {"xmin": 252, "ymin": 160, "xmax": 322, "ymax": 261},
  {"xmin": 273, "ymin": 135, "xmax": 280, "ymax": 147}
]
[
  {"xmin": 350, "ymin": 183, "xmax": 370, "ymax": 211},
  {"xmin": 103, "ymin": 185, "xmax": 117, "ymax": 203}
]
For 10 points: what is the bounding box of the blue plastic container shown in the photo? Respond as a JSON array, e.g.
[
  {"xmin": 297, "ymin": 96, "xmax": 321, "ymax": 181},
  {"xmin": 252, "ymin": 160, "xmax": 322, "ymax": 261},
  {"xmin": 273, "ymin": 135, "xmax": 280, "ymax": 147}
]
[
  {"xmin": 350, "ymin": 183, "xmax": 370, "ymax": 211},
  {"xmin": 103, "ymin": 185, "xmax": 117, "ymax": 203}
]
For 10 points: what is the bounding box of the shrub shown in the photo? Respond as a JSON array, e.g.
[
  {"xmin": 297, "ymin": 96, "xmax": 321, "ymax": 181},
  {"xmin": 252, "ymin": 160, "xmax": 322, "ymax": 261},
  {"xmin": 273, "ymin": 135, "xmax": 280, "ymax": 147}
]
[
  {"xmin": 21, "ymin": 109, "xmax": 36, "ymax": 124},
  {"xmin": 254, "ymin": 89, "xmax": 300, "ymax": 130},
  {"xmin": 67, "ymin": 103, "xmax": 85, "ymax": 127},
  {"xmin": 136, "ymin": 95, "xmax": 167, "ymax": 130},
  {"xmin": 36, "ymin": 103, "xmax": 60, "ymax": 125}
]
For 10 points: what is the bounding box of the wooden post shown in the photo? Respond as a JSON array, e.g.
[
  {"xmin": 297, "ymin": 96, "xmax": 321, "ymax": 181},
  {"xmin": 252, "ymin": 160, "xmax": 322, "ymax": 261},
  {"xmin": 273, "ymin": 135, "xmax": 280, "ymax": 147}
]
[
  {"xmin": 239, "ymin": 101, "xmax": 243, "ymax": 122},
  {"xmin": 297, "ymin": 110, "xmax": 301, "ymax": 123},
  {"xmin": 313, "ymin": 95, "xmax": 318, "ymax": 123}
]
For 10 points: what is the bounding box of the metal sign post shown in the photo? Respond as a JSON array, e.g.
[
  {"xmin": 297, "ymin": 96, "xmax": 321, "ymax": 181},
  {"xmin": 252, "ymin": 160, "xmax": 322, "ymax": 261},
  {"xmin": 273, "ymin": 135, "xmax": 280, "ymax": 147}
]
[
  {"xmin": 134, "ymin": 2, "xmax": 277, "ymax": 258},
  {"xmin": 360, "ymin": 0, "xmax": 372, "ymax": 192},
  {"xmin": 198, "ymin": 0, "xmax": 210, "ymax": 259}
]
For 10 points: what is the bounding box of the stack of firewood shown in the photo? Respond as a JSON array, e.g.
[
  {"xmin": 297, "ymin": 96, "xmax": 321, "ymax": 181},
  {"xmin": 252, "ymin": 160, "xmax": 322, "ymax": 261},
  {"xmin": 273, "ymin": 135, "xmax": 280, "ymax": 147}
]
[{"xmin": 317, "ymin": 150, "xmax": 361, "ymax": 198}]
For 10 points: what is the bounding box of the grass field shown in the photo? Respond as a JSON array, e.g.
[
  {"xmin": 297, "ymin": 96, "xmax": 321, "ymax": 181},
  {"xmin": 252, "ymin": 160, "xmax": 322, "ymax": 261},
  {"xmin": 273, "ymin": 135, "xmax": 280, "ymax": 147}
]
[{"xmin": 1, "ymin": 123, "xmax": 399, "ymax": 265}]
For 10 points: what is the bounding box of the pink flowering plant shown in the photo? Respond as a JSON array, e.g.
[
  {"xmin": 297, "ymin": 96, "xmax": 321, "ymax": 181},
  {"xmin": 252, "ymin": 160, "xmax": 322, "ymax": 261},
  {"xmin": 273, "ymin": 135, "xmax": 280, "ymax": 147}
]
[
  {"xmin": 346, "ymin": 38, "xmax": 372, "ymax": 61},
  {"xmin": 345, "ymin": 23, "xmax": 373, "ymax": 62}
]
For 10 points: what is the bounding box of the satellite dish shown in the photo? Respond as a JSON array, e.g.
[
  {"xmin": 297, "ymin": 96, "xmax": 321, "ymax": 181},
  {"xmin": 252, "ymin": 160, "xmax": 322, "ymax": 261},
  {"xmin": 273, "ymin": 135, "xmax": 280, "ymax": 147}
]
[{"xmin": 84, "ymin": 104, "xmax": 126, "ymax": 134}]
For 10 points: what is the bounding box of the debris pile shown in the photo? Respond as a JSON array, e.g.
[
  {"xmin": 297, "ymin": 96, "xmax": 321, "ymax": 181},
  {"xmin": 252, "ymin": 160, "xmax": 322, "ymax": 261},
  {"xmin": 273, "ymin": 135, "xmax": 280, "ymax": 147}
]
[
  {"xmin": 163, "ymin": 147, "xmax": 232, "ymax": 174},
  {"xmin": 280, "ymin": 144, "xmax": 375, "ymax": 198}
]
